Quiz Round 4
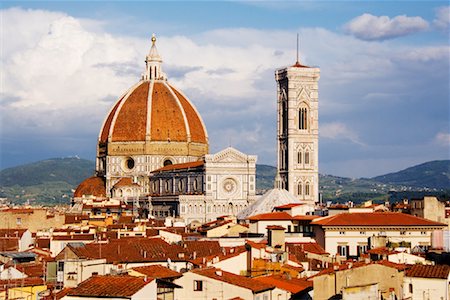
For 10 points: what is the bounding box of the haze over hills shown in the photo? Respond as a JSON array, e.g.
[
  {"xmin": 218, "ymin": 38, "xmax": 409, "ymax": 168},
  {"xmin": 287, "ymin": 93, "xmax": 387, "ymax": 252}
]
[{"xmin": 0, "ymin": 158, "xmax": 448, "ymax": 205}]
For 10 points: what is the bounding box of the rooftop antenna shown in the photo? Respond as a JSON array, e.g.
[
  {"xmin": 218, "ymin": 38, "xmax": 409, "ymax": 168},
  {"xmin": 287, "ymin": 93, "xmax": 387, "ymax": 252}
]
[{"xmin": 296, "ymin": 33, "xmax": 299, "ymax": 64}]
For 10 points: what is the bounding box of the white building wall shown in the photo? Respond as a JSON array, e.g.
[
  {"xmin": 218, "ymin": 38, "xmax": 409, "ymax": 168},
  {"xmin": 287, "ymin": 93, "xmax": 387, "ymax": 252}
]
[
  {"xmin": 212, "ymin": 252, "xmax": 247, "ymax": 275},
  {"xmin": 403, "ymin": 276, "xmax": 450, "ymax": 300},
  {"xmin": 173, "ymin": 272, "xmax": 271, "ymax": 300},
  {"xmin": 323, "ymin": 227, "xmax": 437, "ymax": 256}
]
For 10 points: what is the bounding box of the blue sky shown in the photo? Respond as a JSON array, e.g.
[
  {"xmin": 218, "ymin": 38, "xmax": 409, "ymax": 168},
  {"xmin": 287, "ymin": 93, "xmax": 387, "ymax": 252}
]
[{"xmin": 1, "ymin": 1, "xmax": 449, "ymax": 177}]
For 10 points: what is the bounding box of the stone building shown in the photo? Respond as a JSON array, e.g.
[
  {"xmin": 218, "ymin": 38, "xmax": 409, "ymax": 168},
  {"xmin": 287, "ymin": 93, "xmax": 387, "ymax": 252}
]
[
  {"xmin": 275, "ymin": 58, "xmax": 320, "ymax": 204},
  {"xmin": 73, "ymin": 35, "xmax": 256, "ymax": 223}
]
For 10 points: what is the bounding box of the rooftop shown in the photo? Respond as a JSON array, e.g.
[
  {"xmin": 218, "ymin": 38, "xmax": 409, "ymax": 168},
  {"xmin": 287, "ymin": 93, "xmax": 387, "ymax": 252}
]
[
  {"xmin": 192, "ymin": 268, "xmax": 275, "ymax": 293},
  {"xmin": 67, "ymin": 275, "xmax": 152, "ymax": 297},
  {"xmin": 405, "ymin": 264, "xmax": 450, "ymax": 279},
  {"xmin": 311, "ymin": 212, "xmax": 446, "ymax": 227}
]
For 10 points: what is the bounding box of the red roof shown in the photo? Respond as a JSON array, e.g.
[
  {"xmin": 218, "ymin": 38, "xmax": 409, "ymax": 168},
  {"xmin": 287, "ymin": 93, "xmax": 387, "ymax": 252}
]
[
  {"xmin": 246, "ymin": 240, "xmax": 267, "ymax": 250},
  {"xmin": 266, "ymin": 225, "xmax": 286, "ymax": 230},
  {"xmin": 15, "ymin": 263, "xmax": 45, "ymax": 278},
  {"xmin": 367, "ymin": 247, "xmax": 398, "ymax": 255},
  {"xmin": 0, "ymin": 237, "xmax": 19, "ymax": 251},
  {"xmin": 74, "ymin": 176, "xmax": 106, "ymax": 198},
  {"xmin": 248, "ymin": 212, "xmax": 292, "ymax": 221},
  {"xmin": 131, "ymin": 265, "xmax": 182, "ymax": 279},
  {"xmin": 113, "ymin": 177, "xmax": 140, "ymax": 188},
  {"xmin": 67, "ymin": 275, "xmax": 152, "ymax": 297},
  {"xmin": 152, "ymin": 160, "xmax": 204, "ymax": 173},
  {"xmin": 254, "ymin": 275, "xmax": 312, "ymax": 294},
  {"xmin": 101, "ymin": 81, "xmax": 208, "ymax": 145},
  {"xmin": 192, "ymin": 268, "xmax": 275, "ymax": 293},
  {"xmin": 406, "ymin": 264, "xmax": 450, "ymax": 279},
  {"xmin": 275, "ymin": 203, "xmax": 304, "ymax": 209},
  {"xmin": 0, "ymin": 229, "xmax": 27, "ymax": 237},
  {"xmin": 287, "ymin": 242, "xmax": 328, "ymax": 256},
  {"xmin": 311, "ymin": 212, "xmax": 446, "ymax": 227},
  {"xmin": 52, "ymin": 234, "xmax": 95, "ymax": 241},
  {"xmin": 55, "ymin": 237, "xmax": 187, "ymax": 263}
]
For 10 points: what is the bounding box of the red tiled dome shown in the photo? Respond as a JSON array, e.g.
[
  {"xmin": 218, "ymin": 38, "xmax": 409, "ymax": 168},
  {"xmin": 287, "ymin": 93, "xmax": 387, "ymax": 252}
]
[
  {"xmin": 74, "ymin": 176, "xmax": 106, "ymax": 198},
  {"xmin": 99, "ymin": 81, "xmax": 208, "ymax": 145}
]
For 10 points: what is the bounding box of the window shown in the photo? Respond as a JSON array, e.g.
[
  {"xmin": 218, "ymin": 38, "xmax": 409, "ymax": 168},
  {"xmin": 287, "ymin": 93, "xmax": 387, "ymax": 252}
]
[
  {"xmin": 297, "ymin": 183, "xmax": 302, "ymax": 195},
  {"xmin": 16, "ymin": 218, "xmax": 21, "ymax": 225},
  {"xmin": 339, "ymin": 231, "xmax": 345, "ymax": 235},
  {"xmin": 338, "ymin": 245, "xmax": 349, "ymax": 257},
  {"xmin": 305, "ymin": 151, "xmax": 310, "ymax": 164},
  {"xmin": 299, "ymin": 107, "xmax": 308, "ymax": 130},
  {"xmin": 178, "ymin": 180, "xmax": 184, "ymax": 192},
  {"xmin": 297, "ymin": 151, "xmax": 302, "ymax": 164},
  {"xmin": 163, "ymin": 159, "xmax": 173, "ymax": 166},
  {"xmin": 409, "ymin": 283, "xmax": 413, "ymax": 294},
  {"xmin": 194, "ymin": 280, "xmax": 203, "ymax": 291},
  {"xmin": 126, "ymin": 157, "xmax": 135, "ymax": 170},
  {"xmin": 357, "ymin": 245, "xmax": 368, "ymax": 256},
  {"xmin": 305, "ymin": 183, "xmax": 310, "ymax": 196},
  {"xmin": 400, "ymin": 231, "xmax": 406, "ymax": 235}
]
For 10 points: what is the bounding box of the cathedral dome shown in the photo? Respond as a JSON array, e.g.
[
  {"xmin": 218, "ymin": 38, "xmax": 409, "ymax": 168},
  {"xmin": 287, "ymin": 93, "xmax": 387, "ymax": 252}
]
[
  {"xmin": 97, "ymin": 35, "xmax": 208, "ymax": 158},
  {"xmin": 99, "ymin": 80, "xmax": 208, "ymax": 145}
]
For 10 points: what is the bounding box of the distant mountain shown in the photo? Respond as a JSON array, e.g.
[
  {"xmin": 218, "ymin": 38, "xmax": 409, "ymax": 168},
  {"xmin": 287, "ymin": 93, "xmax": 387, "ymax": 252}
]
[
  {"xmin": 0, "ymin": 157, "xmax": 95, "ymax": 204},
  {"xmin": 372, "ymin": 160, "xmax": 450, "ymax": 189},
  {"xmin": 0, "ymin": 158, "xmax": 448, "ymax": 205}
]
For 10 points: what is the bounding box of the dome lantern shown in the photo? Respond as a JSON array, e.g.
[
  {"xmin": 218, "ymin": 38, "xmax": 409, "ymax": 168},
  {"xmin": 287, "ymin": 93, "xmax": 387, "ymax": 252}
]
[{"xmin": 143, "ymin": 33, "xmax": 166, "ymax": 80}]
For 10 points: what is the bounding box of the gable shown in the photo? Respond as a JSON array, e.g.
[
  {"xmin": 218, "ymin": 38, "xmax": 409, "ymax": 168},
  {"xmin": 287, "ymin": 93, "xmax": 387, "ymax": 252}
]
[{"xmin": 206, "ymin": 147, "xmax": 250, "ymax": 164}]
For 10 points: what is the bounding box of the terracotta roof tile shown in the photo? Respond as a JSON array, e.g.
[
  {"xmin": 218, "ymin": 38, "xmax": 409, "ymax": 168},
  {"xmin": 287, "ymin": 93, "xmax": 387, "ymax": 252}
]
[
  {"xmin": 254, "ymin": 275, "xmax": 312, "ymax": 294},
  {"xmin": 170, "ymin": 84, "xmax": 207, "ymax": 143},
  {"xmin": 131, "ymin": 265, "xmax": 182, "ymax": 279},
  {"xmin": 0, "ymin": 277, "xmax": 44, "ymax": 291},
  {"xmin": 192, "ymin": 268, "xmax": 275, "ymax": 293},
  {"xmin": 67, "ymin": 275, "xmax": 152, "ymax": 297},
  {"xmin": 405, "ymin": 264, "xmax": 450, "ymax": 279},
  {"xmin": 111, "ymin": 82, "xmax": 148, "ymax": 142},
  {"xmin": 113, "ymin": 177, "xmax": 140, "ymax": 188},
  {"xmin": 0, "ymin": 229, "xmax": 27, "ymax": 237},
  {"xmin": 0, "ymin": 238, "xmax": 19, "ymax": 251},
  {"xmin": 100, "ymin": 95, "xmax": 123, "ymax": 143},
  {"xmin": 248, "ymin": 212, "xmax": 293, "ymax": 221},
  {"xmin": 311, "ymin": 212, "xmax": 446, "ymax": 227},
  {"xmin": 275, "ymin": 203, "xmax": 304, "ymax": 209},
  {"xmin": 286, "ymin": 242, "xmax": 328, "ymax": 256},
  {"xmin": 57, "ymin": 237, "xmax": 186, "ymax": 263},
  {"xmin": 74, "ymin": 176, "xmax": 106, "ymax": 198},
  {"xmin": 152, "ymin": 160, "xmax": 204, "ymax": 173}
]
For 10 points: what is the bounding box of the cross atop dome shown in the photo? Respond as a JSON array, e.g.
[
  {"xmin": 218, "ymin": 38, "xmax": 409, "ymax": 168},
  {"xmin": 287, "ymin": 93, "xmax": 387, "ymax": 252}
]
[{"xmin": 143, "ymin": 33, "xmax": 166, "ymax": 80}]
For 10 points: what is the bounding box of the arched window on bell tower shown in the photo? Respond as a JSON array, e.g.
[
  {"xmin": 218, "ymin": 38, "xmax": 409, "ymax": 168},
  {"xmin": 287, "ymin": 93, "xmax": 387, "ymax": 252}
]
[
  {"xmin": 297, "ymin": 150, "xmax": 302, "ymax": 164},
  {"xmin": 297, "ymin": 182, "xmax": 302, "ymax": 196},
  {"xmin": 305, "ymin": 151, "xmax": 310, "ymax": 165},
  {"xmin": 299, "ymin": 107, "xmax": 308, "ymax": 130},
  {"xmin": 305, "ymin": 182, "xmax": 310, "ymax": 196}
]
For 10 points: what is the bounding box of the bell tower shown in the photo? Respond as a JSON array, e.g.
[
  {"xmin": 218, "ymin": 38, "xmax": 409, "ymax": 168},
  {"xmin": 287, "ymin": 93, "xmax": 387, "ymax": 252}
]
[{"xmin": 275, "ymin": 51, "xmax": 320, "ymax": 203}]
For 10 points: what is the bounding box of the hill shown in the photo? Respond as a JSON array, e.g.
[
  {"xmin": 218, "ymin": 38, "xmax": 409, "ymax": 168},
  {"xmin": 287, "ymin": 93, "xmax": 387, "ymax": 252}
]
[
  {"xmin": 0, "ymin": 157, "xmax": 95, "ymax": 204},
  {"xmin": 372, "ymin": 160, "xmax": 450, "ymax": 190},
  {"xmin": 1, "ymin": 158, "xmax": 448, "ymax": 205}
]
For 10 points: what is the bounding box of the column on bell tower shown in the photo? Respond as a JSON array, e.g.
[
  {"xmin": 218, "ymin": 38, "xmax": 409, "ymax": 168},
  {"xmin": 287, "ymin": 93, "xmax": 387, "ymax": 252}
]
[{"xmin": 275, "ymin": 60, "xmax": 320, "ymax": 203}]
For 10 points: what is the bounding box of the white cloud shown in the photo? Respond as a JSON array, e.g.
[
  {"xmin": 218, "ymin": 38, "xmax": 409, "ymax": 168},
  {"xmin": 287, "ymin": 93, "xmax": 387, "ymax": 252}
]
[
  {"xmin": 433, "ymin": 6, "xmax": 450, "ymax": 31},
  {"xmin": 435, "ymin": 132, "xmax": 450, "ymax": 146},
  {"xmin": 344, "ymin": 13, "xmax": 429, "ymax": 40},
  {"xmin": 1, "ymin": 7, "xmax": 448, "ymax": 175},
  {"xmin": 320, "ymin": 122, "xmax": 365, "ymax": 146}
]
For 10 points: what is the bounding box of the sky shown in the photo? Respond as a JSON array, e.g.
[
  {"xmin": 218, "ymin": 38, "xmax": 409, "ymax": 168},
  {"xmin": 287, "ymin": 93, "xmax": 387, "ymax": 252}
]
[{"xmin": 1, "ymin": 1, "xmax": 449, "ymax": 178}]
